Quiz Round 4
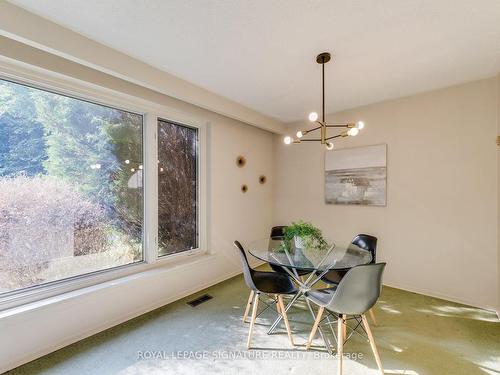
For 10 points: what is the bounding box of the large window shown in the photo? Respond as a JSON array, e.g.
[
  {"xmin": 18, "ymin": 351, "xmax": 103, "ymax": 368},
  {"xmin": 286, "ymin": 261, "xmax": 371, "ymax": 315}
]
[
  {"xmin": 0, "ymin": 79, "xmax": 143, "ymax": 294},
  {"xmin": 158, "ymin": 119, "xmax": 198, "ymax": 256}
]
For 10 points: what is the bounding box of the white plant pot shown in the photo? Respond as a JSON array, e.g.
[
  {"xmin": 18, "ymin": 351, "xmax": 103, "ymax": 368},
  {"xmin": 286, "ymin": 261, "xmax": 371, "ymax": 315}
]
[{"xmin": 294, "ymin": 236, "xmax": 305, "ymax": 249}]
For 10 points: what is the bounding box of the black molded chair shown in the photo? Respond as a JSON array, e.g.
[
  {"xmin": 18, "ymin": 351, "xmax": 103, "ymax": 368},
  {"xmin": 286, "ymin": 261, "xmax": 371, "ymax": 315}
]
[
  {"xmin": 321, "ymin": 234, "xmax": 377, "ymax": 285},
  {"xmin": 270, "ymin": 225, "xmax": 287, "ymax": 239},
  {"xmin": 306, "ymin": 263, "xmax": 386, "ymax": 375},
  {"xmin": 269, "ymin": 226, "xmax": 311, "ymax": 277},
  {"xmin": 234, "ymin": 240, "xmax": 296, "ymax": 349}
]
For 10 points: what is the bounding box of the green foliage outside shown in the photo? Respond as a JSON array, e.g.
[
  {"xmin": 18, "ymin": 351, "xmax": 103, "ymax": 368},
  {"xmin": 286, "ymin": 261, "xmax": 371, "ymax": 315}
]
[
  {"xmin": 0, "ymin": 79, "xmax": 143, "ymax": 233},
  {"xmin": 0, "ymin": 79, "xmax": 143, "ymax": 292},
  {"xmin": 0, "ymin": 81, "xmax": 47, "ymax": 176}
]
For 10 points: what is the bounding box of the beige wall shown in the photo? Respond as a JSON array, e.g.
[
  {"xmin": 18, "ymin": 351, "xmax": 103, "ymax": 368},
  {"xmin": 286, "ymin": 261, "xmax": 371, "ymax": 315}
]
[
  {"xmin": 273, "ymin": 78, "xmax": 499, "ymax": 310},
  {"xmin": 0, "ymin": 40, "xmax": 273, "ymax": 371}
]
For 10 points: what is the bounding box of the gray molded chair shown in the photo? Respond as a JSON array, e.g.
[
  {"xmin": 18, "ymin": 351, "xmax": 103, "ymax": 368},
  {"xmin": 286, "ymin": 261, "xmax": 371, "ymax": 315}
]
[
  {"xmin": 321, "ymin": 234, "xmax": 379, "ymax": 325},
  {"xmin": 234, "ymin": 240, "xmax": 296, "ymax": 349},
  {"xmin": 306, "ymin": 263, "xmax": 386, "ymax": 375}
]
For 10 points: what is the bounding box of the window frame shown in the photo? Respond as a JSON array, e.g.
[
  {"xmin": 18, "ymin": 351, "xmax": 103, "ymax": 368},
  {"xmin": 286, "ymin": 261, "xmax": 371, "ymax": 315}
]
[
  {"xmin": 0, "ymin": 59, "xmax": 208, "ymax": 311},
  {"xmin": 147, "ymin": 111, "xmax": 208, "ymax": 264},
  {"xmin": 156, "ymin": 117, "xmax": 203, "ymax": 258}
]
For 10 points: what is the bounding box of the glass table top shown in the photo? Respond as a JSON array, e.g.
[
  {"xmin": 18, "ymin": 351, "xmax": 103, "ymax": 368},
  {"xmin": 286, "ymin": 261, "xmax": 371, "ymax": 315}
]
[{"xmin": 247, "ymin": 238, "xmax": 372, "ymax": 272}]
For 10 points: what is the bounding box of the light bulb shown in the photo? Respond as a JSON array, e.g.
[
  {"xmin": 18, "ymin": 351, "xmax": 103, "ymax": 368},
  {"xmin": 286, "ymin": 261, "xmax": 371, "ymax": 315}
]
[
  {"xmin": 325, "ymin": 142, "xmax": 334, "ymax": 150},
  {"xmin": 356, "ymin": 121, "xmax": 365, "ymax": 130},
  {"xmin": 138, "ymin": 165, "xmax": 143, "ymax": 170},
  {"xmin": 308, "ymin": 112, "xmax": 318, "ymax": 122},
  {"xmin": 131, "ymin": 168, "xmax": 135, "ymax": 172},
  {"xmin": 296, "ymin": 131, "xmax": 303, "ymax": 138},
  {"xmin": 347, "ymin": 128, "xmax": 359, "ymax": 136},
  {"xmin": 284, "ymin": 136, "xmax": 292, "ymax": 145},
  {"xmin": 125, "ymin": 159, "xmax": 130, "ymax": 164}
]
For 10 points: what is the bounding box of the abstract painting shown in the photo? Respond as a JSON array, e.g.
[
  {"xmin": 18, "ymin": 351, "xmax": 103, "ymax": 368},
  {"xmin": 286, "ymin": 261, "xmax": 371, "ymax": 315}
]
[{"xmin": 325, "ymin": 144, "xmax": 387, "ymax": 206}]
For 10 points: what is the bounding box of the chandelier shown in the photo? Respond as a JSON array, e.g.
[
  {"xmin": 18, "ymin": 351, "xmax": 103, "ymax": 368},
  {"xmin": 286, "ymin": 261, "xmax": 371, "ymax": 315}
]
[{"xmin": 283, "ymin": 52, "xmax": 365, "ymax": 150}]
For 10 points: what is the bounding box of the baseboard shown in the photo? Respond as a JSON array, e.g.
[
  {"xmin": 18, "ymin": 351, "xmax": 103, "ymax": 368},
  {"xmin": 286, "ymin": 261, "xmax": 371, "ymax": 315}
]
[
  {"xmin": 250, "ymin": 259, "xmax": 266, "ymax": 269},
  {"xmin": 2, "ymin": 269, "xmax": 243, "ymax": 373},
  {"xmin": 383, "ymin": 281, "xmax": 497, "ymax": 314}
]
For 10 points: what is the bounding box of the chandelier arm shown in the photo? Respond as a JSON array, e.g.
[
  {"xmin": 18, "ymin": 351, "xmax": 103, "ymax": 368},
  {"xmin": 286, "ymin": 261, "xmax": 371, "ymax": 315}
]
[
  {"xmin": 325, "ymin": 134, "xmax": 343, "ymax": 141},
  {"xmin": 325, "ymin": 124, "xmax": 350, "ymax": 128},
  {"xmin": 300, "ymin": 138, "xmax": 323, "ymax": 142},
  {"xmin": 305, "ymin": 126, "xmax": 322, "ymax": 133}
]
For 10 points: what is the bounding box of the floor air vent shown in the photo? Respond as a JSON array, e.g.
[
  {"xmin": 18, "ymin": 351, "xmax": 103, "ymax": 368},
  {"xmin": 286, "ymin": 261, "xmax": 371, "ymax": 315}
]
[{"xmin": 187, "ymin": 294, "xmax": 213, "ymax": 307}]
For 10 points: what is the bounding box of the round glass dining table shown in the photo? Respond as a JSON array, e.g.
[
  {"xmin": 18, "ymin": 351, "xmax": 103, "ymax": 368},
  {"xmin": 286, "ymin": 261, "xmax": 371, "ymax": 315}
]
[
  {"xmin": 247, "ymin": 237, "xmax": 373, "ymax": 353},
  {"xmin": 248, "ymin": 238, "xmax": 372, "ymax": 273}
]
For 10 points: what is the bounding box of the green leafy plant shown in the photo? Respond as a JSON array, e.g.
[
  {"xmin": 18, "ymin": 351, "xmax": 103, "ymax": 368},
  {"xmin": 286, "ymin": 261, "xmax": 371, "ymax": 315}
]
[{"xmin": 281, "ymin": 220, "xmax": 328, "ymax": 251}]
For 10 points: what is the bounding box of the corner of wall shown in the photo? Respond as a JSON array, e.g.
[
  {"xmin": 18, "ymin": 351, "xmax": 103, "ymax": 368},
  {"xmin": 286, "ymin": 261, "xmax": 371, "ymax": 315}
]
[{"xmin": 497, "ymin": 72, "xmax": 500, "ymax": 318}]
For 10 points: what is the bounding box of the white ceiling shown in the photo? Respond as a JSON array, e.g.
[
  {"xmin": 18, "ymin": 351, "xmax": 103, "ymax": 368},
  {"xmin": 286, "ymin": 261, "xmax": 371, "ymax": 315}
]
[{"xmin": 9, "ymin": 0, "xmax": 500, "ymax": 123}]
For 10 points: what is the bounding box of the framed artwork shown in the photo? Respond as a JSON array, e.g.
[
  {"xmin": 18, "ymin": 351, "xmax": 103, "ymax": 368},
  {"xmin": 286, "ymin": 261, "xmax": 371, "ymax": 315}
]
[{"xmin": 325, "ymin": 144, "xmax": 387, "ymax": 206}]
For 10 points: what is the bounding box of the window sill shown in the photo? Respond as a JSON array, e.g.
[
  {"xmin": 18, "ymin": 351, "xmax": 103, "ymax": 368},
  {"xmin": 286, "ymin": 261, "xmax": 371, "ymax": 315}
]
[{"xmin": 0, "ymin": 251, "xmax": 216, "ymax": 317}]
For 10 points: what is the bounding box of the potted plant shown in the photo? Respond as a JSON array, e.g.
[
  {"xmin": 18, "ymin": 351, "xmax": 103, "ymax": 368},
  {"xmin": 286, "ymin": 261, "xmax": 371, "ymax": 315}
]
[{"xmin": 282, "ymin": 220, "xmax": 328, "ymax": 252}]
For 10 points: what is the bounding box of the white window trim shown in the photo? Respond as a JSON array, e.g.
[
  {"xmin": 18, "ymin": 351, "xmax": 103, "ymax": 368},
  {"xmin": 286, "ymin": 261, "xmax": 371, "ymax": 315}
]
[
  {"xmin": 155, "ymin": 115, "xmax": 208, "ymax": 260},
  {"xmin": 0, "ymin": 57, "xmax": 210, "ymax": 311}
]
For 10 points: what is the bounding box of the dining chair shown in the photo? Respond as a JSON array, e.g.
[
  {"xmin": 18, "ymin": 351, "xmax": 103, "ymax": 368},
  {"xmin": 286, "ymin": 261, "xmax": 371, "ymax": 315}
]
[
  {"xmin": 321, "ymin": 234, "xmax": 378, "ymax": 324},
  {"xmin": 234, "ymin": 240, "xmax": 296, "ymax": 349},
  {"xmin": 306, "ymin": 263, "xmax": 386, "ymax": 375},
  {"xmin": 241, "ymin": 226, "xmax": 287, "ymax": 326},
  {"xmin": 269, "ymin": 226, "xmax": 311, "ymax": 278}
]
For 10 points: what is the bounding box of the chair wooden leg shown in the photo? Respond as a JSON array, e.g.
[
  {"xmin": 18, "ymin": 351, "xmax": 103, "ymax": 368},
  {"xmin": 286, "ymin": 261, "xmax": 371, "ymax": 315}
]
[
  {"xmin": 368, "ymin": 308, "xmax": 377, "ymax": 326},
  {"xmin": 306, "ymin": 306, "xmax": 324, "ymax": 349},
  {"xmin": 247, "ymin": 293, "xmax": 259, "ymax": 349},
  {"xmin": 278, "ymin": 295, "xmax": 294, "ymax": 347},
  {"xmin": 275, "ymin": 294, "xmax": 281, "ymax": 313},
  {"xmin": 361, "ymin": 314, "xmax": 384, "ymax": 375},
  {"xmin": 243, "ymin": 290, "xmax": 254, "ymax": 323},
  {"xmin": 342, "ymin": 314, "xmax": 347, "ymax": 342},
  {"xmin": 337, "ymin": 314, "xmax": 344, "ymax": 375}
]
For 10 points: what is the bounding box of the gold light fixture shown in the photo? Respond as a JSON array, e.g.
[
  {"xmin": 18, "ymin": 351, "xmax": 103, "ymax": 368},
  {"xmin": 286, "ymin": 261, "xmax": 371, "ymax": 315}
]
[{"xmin": 284, "ymin": 52, "xmax": 365, "ymax": 150}]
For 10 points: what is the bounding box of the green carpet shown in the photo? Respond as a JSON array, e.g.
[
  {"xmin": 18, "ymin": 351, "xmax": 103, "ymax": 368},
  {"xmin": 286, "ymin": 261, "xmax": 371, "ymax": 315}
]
[{"xmin": 6, "ymin": 271, "xmax": 500, "ymax": 375}]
